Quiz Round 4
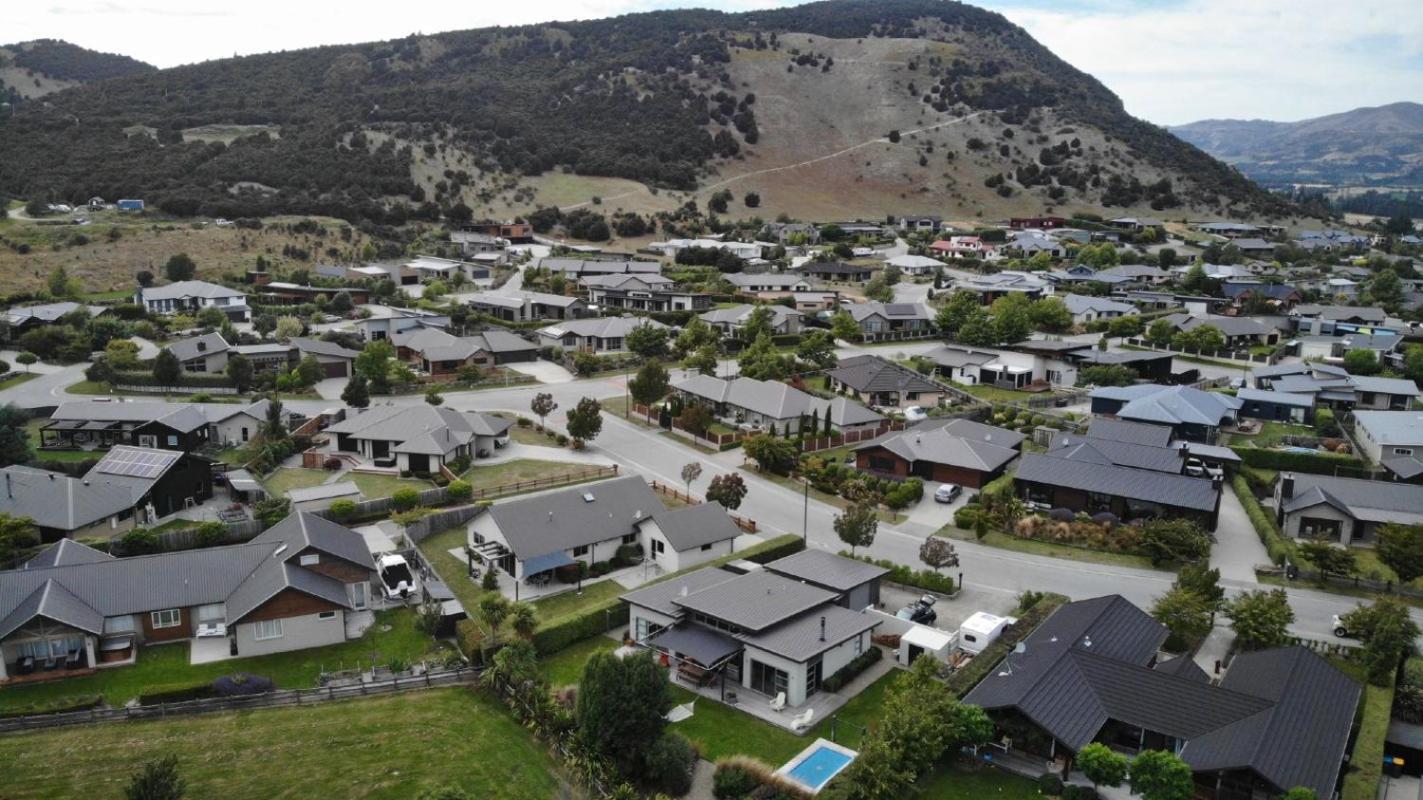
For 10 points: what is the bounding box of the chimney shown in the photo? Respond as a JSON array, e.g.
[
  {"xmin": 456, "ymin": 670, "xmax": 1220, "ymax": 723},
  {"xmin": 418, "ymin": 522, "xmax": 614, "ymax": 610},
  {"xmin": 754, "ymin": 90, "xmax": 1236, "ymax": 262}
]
[{"xmin": 819, "ymin": 616, "xmax": 826, "ymax": 642}]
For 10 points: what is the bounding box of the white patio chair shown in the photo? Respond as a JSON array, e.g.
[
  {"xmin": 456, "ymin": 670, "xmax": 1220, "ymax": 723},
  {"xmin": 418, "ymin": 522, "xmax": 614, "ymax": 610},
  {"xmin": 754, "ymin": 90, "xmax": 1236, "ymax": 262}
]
[
  {"xmin": 769, "ymin": 691, "xmax": 787, "ymax": 712},
  {"xmin": 791, "ymin": 708, "xmax": 815, "ymax": 731}
]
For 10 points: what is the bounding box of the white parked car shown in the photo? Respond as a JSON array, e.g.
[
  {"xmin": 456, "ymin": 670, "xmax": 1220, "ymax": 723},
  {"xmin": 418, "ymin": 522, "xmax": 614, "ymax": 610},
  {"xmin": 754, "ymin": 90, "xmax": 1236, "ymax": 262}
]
[{"xmin": 903, "ymin": 405, "xmax": 928, "ymax": 422}]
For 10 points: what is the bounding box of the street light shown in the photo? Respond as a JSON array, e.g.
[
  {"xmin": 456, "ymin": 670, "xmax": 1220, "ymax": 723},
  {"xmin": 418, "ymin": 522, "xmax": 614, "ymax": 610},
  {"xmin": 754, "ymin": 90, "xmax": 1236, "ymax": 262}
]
[{"xmin": 802, "ymin": 474, "xmax": 809, "ymax": 543}]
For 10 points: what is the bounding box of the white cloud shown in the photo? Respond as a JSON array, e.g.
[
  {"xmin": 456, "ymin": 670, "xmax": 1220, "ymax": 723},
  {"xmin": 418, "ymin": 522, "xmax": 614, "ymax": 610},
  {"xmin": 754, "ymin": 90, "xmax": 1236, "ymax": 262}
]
[
  {"xmin": 11, "ymin": 0, "xmax": 1420, "ymax": 124},
  {"xmin": 993, "ymin": 0, "xmax": 1423, "ymax": 124}
]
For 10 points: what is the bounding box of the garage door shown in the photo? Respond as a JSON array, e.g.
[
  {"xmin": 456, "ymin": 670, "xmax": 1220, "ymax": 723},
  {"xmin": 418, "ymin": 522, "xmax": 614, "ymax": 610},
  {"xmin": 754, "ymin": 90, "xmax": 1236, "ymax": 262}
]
[{"xmin": 321, "ymin": 361, "xmax": 349, "ymax": 378}]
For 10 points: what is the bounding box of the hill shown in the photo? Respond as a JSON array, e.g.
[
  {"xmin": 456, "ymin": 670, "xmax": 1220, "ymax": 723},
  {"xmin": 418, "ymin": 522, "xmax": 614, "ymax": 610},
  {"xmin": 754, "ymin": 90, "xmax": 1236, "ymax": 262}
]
[
  {"xmin": 0, "ymin": 39, "xmax": 155, "ymax": 102},
  {"xmin": 1171, "ymin": 102, "xmax": 1423, "ymax": 189},
  {"xmin": 0, "ymin": 0, "xmax": 1289, "ymax": 227}
]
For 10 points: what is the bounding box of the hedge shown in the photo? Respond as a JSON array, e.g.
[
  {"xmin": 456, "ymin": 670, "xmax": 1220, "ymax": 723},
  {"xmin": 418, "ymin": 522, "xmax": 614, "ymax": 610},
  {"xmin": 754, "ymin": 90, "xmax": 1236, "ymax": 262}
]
[
  {"xmin": 531, "ymin": 535, "xmax": 806, "ymax": 656},
  {"xmin": 1231, "ymin": 475, "xmax": 1291, "ymax": 566},
  {"xmin": 113, "ymin": 370, "xmax": 235, "ymax": 389},
  {"xmin": 1229, "ymin": 445, "xmax": 1363, "ymax": 474},
  {"xmin": 946, "ymin": 593, "xmax": 1068, "ymax": 697},
  {"xmin": 822, "ymin": 646, "xmax": 882, "ymax": 692},
  {"xmin": 138, "ymin": 682, "xmax": 217, "ymax": 705},
  {"xmin": 1342, "ymin": 676, "xmax": 1395, "ymax": 800},
  {"xmin": 839, "ymin": 551, "xmax": 956, "ymax": 595},
  {"xmin": 0, "ymin": 694, "xmax": 103, "ymax": 718}
]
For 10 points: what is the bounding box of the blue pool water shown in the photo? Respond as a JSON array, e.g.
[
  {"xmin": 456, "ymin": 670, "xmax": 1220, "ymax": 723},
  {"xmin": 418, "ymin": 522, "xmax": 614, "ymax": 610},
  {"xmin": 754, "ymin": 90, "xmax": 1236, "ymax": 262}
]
[{"xmin": 787, "ymin": 746, "xmax": 853, "ymax": 790}]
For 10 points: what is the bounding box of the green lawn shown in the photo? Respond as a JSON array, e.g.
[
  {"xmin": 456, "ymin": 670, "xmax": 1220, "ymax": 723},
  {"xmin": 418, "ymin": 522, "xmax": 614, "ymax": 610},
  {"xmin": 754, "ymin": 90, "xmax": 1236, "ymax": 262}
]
[
  {"xmin": 348, "ymin": 472, "xmax": 435, "ymax": 499},
  {"xmin": 0, "ymin": 609, "xmax": 443, "ymax": 713},
  {"xmin": 64, "ymin": 380, "xmax": 246, "ymax": 402},
  {"xmin": 0, "ymin": 372, "xmax": 39, "ymax": 390},
  {"xmin": 741, "ymin": 466, "xmax": 906, "ymax": 524},
  {"xmin": 490, "ymin": 413, "xmax": 559, "ymax": 446},
  {"xmin": 960, "ymin": 384, "xmax": 1042, "ymax": 403},
  {"xmin": 914, "ymin": 763, "xmax": 1043, "ymax": 799},
  {"xmin": 531, "ymin": 581, "xmax": 628, "ymax": 629},
  {"xmin": 540, "ymin": 635, "xmax": 620, "ymax": 687},
  {"xmin": 937, "ymin": 525, "xmax": 1164, "ymax": 571},
  {"xmin": 23, "ymin": 418, "xmax": 102, "ymax": 463},
  {"xmin": 1, "ymin": 688, "xmax": 563, "ymax": 800},
  {"xmin": 414, "ymin": 526, "xmax": 493, "ymax": 617},
  {"xmin": 261, "ymin": 467, "xmax": 334, "ymax": 497}
]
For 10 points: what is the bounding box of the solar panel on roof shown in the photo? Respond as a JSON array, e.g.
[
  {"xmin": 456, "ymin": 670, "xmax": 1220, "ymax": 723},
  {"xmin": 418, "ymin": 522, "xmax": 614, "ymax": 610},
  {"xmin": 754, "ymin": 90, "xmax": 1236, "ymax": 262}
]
[
  {"xmin": 94, "ymin": 447, "xmax": 179, "ymax": 478},
  {"xmin": 884, "ymin": 303, "xmax": 916, "ymax": 316}
]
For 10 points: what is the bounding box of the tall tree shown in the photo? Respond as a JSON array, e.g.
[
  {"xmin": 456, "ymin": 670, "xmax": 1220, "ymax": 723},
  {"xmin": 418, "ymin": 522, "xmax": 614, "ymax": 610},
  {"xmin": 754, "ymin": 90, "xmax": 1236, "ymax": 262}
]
[
  {"xmin": 1377, "ymin": 524, "xmax": 1423, "ymax": 585},
  {"xmin": 835, "ymin": 501, "xmax": 879, "ymax": 556},
  {"xmin": 1226, "ymin": 589, "xmax": 1294, "ymax": 651},
  {"xmin": 0, "ymin": 406, "xmax": 33, "ymax": 469},
  {"xmin": 1151, "ymin": 586, "xmax": 1213, "ymax": 649},
  {"xmin": 0, "ymin": 513, "xmax": 40, "ymax": 566},
  {"xmin": 152, "ymin": 349, "xmax": 181, "ymax": 385},
  {"xmin": 530, "ymin": 392, "xmax": 557, "ymax": 430},
  {"xmin": 355, "ymin": 339, "xmax": 394, "ymax": 394},
  {"xmin": 164, "ymin": 253, "xmax": 196, "ymax": 282},
  {"xmin": 919, "ymin": 536, "xmax": 958, "ymax": 574},
  {"xmin": 577, "ymin": 650, "xmax": 676, "ymax": 776},
  {"xmin": 740, "ymin": 305, "xmax": 776, "ymax": 343},
  {"xmin": 683, "ymin": 344, "xmax": 719, "ymax": 376},
  {"xmin": 1077, "ymin": 742, "xmax": 1128, "ymax": 790},
  {"xmin": 340, "ymin": 373, "xmax": 370, "ymax": 409},
  {"xmin": 262, "ymin": 395, "xmax": 288, "ymax": 442},
  {"xmin": 625, "ymin": 324, "xmax": 670, "ymax": 360},
  {"xmin": 1129, "ymin": 750, "xmax": 1193, "ymax": 800},
  {"xmin": 225, "ymin": 354, "xmax": 254, "ymax": 393},
  {"xmin": 705, "ymin": 473, "xmax": 747, "ymax": 510},
  {"xmin": 1340, "ymin": 597, "xmax": 1422, "ymax": 685},
  {"xmin": 627, "ymin": 360, "xmax": 670, "ymax": 419},
  {"xmin": 564, "ymin": 397, "xmax": 603, "ymax": 444},
  {"xmin": 796, "ymin": 329, "xmax": 838, "ymax": 370}
]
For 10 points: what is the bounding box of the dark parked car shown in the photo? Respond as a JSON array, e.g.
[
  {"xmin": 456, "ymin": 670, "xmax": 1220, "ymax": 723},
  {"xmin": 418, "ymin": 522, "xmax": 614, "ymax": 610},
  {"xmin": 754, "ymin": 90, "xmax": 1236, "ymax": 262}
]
[{"xmin": 896, "ymin": 594, "xmax": 937, "ymax": 625}]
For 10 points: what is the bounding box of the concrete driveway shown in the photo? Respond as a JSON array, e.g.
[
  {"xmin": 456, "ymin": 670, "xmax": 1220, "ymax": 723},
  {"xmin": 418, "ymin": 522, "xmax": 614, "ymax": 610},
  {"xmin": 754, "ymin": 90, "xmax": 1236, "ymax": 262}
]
[
  {"xmin": 903, "ymin": 487, "xmax": 970, "ymax": 532},
  {"xmin": 506, "ymin": 360, "xmax": 575, "ymax": 384}
]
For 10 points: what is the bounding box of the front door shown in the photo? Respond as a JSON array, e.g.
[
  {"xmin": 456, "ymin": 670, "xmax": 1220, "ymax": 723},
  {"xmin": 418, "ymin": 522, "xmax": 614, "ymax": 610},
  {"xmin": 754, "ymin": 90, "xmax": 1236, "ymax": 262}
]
[{"xmin": 350, "ymin": 582, "xmax": 368, "ymax": 611}]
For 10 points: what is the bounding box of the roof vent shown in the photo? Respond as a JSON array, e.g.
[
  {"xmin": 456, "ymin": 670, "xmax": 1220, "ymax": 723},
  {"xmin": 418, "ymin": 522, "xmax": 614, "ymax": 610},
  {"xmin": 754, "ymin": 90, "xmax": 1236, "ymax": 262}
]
[
  {"xmin": 273, "ymin": 544, "xmax": 288, "ymax": 558},
  {"xmin": 633, "ymin": 509, "xmax": 643, "ymax": 520}
]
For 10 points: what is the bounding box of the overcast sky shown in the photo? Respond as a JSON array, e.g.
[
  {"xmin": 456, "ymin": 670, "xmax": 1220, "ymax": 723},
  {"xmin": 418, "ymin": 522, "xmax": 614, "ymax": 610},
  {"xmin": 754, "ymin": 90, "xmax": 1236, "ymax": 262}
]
[{"xmin": 10, "ymin": 0, "xmax": 1421, "ymax": 125}]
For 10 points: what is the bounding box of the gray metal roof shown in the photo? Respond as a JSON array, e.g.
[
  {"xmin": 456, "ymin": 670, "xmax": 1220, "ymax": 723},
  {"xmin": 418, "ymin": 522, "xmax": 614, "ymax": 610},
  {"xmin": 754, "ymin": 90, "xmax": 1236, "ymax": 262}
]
[
  {"xmin": 763, "ymin": 549, "xmax": 889, "ymax": 593},
  {"xmin": 1237, "ymin": 388, "xmax": 1314, "ymax": 408},
  {"xmin": 325, "ymin": 405, "xmax": 510, "ymax": 455},
  {"xmin": 738, "ymin": 603, "xmax": 880, "ymax": 663},
  {"xmin": 141, "ymin": 280, "xmax": 246, "ymax": 301},
  {"xmin": 1086, "ymin": 418, "xmax": 1173, "ymax": 448},
  {"xmin": 537, "ymin": 316, "xmax": 669, "ymax": 340},
  {"xmin": 927, "ymin": 346, "xmax": 1000, "ymax": 368},
  {"xmin": 0, "ymin": 465, "xmax": 139, "ymax": 531},
  {"xmin": 1092, "ymin": 384, "xmax": 1242, "ymax": 427},
  {"xmin": 255, "ymin": 511, "xmax": 378, "ymax": 571},
  {"xmin": 1163, "ymin": 313, "xmax": 1277, "ymax": 338},
  {"xmin": 854, "ymin": 420, "xmax": 1020, "ymax": 473},
  {"xmin": 291, "ymin": 337, "xmax": 360, "ymax": 359},
  {"xmin": 670, "ymin": 569, "xmax": 837, "ymax": 632},
  {"xmin": 673, "ymin": 375, "xmax": 818, "ymax": 422},
  {"xmin": 1016, "ymin": 452, "xmax": 1220, "ymax": 512},
  {"xmin": 826, "ymin": 354, "xmax": 942, "ymax": 395},
  {"xmin": 22, "ymin": 539, "xmax": 114, "ymax": 569},
  {"xmin": 644, "ymin": 502, "xmax": 741, "ymax": 552},
  {"xmin": 49, "ymin": 400, "xmax": 221, "ymax": 434},
  {"xmin": 1351, "ymin": 412, "xmax": 1423, "ymax": 445},
  {"xmin": 1060, "ymin": 294, "xmax": 1138, "ymax": 316},
  {"xmin": 1283, "ymin": 473, "xmax": 1423, "ymax": 525},
  {"xmin": 649, "ymin": 624, "xmax": 742, "ymax": 666},
  {"xmin": 1045, "ymin": 436, "xmax": 1185, "ymax": 474},
  {"xmin": 620, "ymin": 567, "xmax": 741, "ymax": 617},
  {"xmin": 845, "ymin": 301, "xmax": 932, "ymax": 322},
  {"xmin": 486, "ymin": 475, "xmax": 663, "ymax": 562}
]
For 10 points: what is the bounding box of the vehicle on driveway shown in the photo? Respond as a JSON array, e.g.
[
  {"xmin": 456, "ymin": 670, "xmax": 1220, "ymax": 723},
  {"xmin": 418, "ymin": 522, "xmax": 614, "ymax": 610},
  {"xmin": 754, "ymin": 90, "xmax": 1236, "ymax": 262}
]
[
  {"xmin": 378, "ymin": 554, "xmax": 420, "ymax": 601},
  {"xmin": 1185, "ymin": 458, "xmax": 1224, "ymax": 480},
  {"xmin": 896, "ymin": 594, "xmax": 938, "ymax": 625},
  {"xmin": 903, "ymin": 405, "xmax": 928, "ymax": 422},
  {"xmin": 1332, "ymin": 614, "xmax": 1355, "ymax": 639},
  {"xmin": 934, "ymin": 483, "xmax": 963, "ymax": 504}
]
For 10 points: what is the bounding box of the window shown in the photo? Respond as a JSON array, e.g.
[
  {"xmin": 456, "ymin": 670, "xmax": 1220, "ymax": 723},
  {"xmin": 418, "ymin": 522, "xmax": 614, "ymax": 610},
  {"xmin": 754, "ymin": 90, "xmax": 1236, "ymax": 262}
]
[
  {"xmin": 166, "ymin": 435, "xmax": 178, "ymax": 447},
  {"xmin": 1394, "ymin": 448, "xmax": 1415, "ymax": 456},
  {"xmin": 253, "ymin": 619, "xmax": 284, "ymax": 640},
  {"xmin": 572, "ymin": 545, "xmax": 590, "ymax": 558},
  {"xmin": 195, "ymin": 604, "xmax": 225, "ymax": 624},
  {"xmin": 104, "ymin": 615, "xmax": 135, "ymax": 634},
  {"xmin": 701, "ymin": 543, "xmax": 713, "ymax": 551},
  {"xmin": 318, "ymin": 611, "xmax": 337, "ymax": 621},
  {"xmin": 853, "ymin": 635, "xmax": 863, "ymax": 656},
  {"xmin": 299, "ymin": 553, "xmax": 320, "ymax": 566},
  {"xmin": 750, "ymin": 660, "xmax": 789, "ymax": 698},
  {"xmin": 150, "ymin": 609, "xmax": 181, "ymax": 629},
  {"xmin": 652, "ymin": 539, "xmax": 665, "ymax": 556},
  {"xmin": 621, "ymin": 533, "xmax": 638, "ymax": 545}
]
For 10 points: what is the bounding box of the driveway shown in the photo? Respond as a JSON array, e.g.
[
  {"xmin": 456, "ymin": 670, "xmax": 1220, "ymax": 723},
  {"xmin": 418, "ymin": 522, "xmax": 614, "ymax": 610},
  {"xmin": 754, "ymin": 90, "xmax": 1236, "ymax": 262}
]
[
  {"xmin": 313, "ymin": 377, "xmax": 348, "ymax": 400},
  {"xmin": 1210, "ymin": 482, "xmax": 1272, "ymax": 583},
  {"xmin": 506, "ymin": 360, "xmax": 575, "ymax": 384},
  {"xmin": 902, "ymin": 489, "xmax": 968, "ymax": 532}
]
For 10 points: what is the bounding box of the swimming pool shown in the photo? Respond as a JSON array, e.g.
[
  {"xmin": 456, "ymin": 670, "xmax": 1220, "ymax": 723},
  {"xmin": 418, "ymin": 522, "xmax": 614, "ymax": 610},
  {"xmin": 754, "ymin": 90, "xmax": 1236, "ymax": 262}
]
[{"xmin": 777, "ymin": 739, "xmax": 858, "ymax": 793}]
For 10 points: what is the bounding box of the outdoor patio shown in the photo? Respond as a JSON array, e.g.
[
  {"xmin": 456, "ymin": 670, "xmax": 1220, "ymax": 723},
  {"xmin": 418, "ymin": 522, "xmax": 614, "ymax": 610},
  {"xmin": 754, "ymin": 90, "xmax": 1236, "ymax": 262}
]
[{"xmin": 448, "ymin": 544, "xmax": 668, "ymax": 603}]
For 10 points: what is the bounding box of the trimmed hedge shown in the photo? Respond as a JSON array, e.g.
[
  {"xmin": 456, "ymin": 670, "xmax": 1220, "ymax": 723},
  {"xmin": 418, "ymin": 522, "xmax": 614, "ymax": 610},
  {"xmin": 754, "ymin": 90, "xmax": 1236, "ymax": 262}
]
[
  {"xmin": 113, "ymin": 370, "xmax": 235, "ymax": 389},
  {"xmin": 822, "ymin": 645, "xmax": 882, "ymax": 692},
  {"xmin": 946, "ymin": 593, "xmax": 1068, "ymax": 697},
  {"xmin": 0, "ymin": 694, "xmax": 103, "ymax": 718},
  {"xmin": 1342, "ymin": 676, "xmax": 1395, "ymax": 800},
  {"xmin": 1231, "ymin": 475, "xmax": 1290, "ymax": 566},
  {"xmin": 1230, "ymin": 445, "xmax": 1363, "ymax": 474},
  {"xmin": 740, "ymin": 534, "xmax": 807, "ymax": 565},
  {"xmin": 138, "ymin": 682, "xmax": 217, "ymax": 705},
  {"xmin": 839, "ymin": 551, "xmax": 956, "ymax": 595}
]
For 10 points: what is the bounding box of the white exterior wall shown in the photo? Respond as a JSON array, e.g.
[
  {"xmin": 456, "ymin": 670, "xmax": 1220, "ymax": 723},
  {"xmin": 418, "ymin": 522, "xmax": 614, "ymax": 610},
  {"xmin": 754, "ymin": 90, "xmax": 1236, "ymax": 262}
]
[
  {"xmin": 233, "ymin": 610, "xmax": 346, "ymax": 658},
  {"xmin": 181, "ymin": 351, "xmax": 230, "ymax": 374},
  {"xmin": 1354, "ymin": 423, "xmax": 1385, "ymax": 463},
  {"xmin": 743, "ymin": 629, "xmax": 871, "ymax": 707},
  {"xmin": 629, "ymin": 604, "xmax": 680, "ymax": 644},
  {"xmin": 210, "ymin": 412, "xmax": 262, "ymax": 446}
]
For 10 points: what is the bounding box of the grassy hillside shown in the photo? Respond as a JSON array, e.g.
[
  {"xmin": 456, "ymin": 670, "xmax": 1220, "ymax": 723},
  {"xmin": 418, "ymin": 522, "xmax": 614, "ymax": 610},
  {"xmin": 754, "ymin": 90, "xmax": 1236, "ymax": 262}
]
[{"xmin": 0, "ymin": 0, "xmax": 1290, "ymax": 226}]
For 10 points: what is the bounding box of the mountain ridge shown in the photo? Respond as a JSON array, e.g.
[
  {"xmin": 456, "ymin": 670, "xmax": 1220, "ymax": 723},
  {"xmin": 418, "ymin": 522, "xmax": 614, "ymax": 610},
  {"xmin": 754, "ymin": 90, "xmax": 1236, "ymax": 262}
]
[
  {"xmin": 0, "ymin": 39, "xmax": 155, "ymax": 102},
  {"xmin": 0, "ymin": 0, "xmax": 1290, "ymax": 226}
]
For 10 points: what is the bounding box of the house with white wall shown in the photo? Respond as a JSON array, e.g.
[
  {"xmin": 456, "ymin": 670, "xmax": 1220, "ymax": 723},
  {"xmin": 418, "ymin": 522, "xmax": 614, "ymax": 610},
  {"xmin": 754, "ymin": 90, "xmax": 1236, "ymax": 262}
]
[{"xmin": 136, "ymin": 281, "xmax": 249, "ymax": 321}]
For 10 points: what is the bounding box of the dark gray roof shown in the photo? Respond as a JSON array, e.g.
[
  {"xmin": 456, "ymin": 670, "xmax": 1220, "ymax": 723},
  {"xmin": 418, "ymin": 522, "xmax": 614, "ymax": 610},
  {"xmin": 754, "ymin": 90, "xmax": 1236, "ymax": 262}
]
[
  {"xmin": 1154, "ymin": 654, "xmax": 1211, "ymax": 683},
  {"xmin": 1016, "ymin": 452, "xmax": 1219, "ymax": 512},
  {"xmin": 826, "ymin": 354, "xmax": 942, "ymax": 395},
  {"xmin": 1238, "ymin": 387, "xmax": 1315, "ymax": 408},
  {"xmin": 645, "ymin": 503, "xmax": 741, "ymax": 551},
  {"xmin": 1283, "ymin": 473, "xmax": 1423, "ymax": 525},
  {"xmin": 670, "ymin": 569, "xmax": 837, "ymax": 632},
  {"xmin": 325, "ymin": 405, "xmax": 511, "ymax": 455},
  {"xmin": 254, "ymin": 511, "xmax": 377, "ymax": 572},
  {"xmin": 649, "ymin": 624, "xmax": 742, "ymax": 666},
  {"xmin": 0, "ymin": 579, "xmax": 106, "ymax": 640},
  {"xmin": 226, "ymin": 560, "xmax": 351, "ymax": 624},
  {"xmin": 1085, "ymin": 418, "xmax": 1173, "ymax": 448},
  {"xmin": 738, "ymin": 603, "xmax": 880, "ymax": 662},
  {"xmin": 486, "ymin": 475, "xmax": 664, "ymax": 562},
  {"xmin": 291, "ymin": 337, "xmax": 360, "ymax": 359},
  {"xmin": 1092, "ymin": 384, "xmax": 1242, "ymax": 427},
  {"xmin": 854, "ymin": 419, "xmax": 1021, "ymax": 473},
  {"xmin": 22, "ymin": 538, "xmax": 114, "ymax": 569},
  {"xmin": 620, "ymin": 567, "xmax": 741, "ymax": 617},
  {"xmin": 0, "ymin": 465, "xmax": 139, "ymax": 531},
  {"xmin": 1045, "ymin": 436, "xmax": 1185, "ymax": 473},
  {"xmin": 50, "ymin": 400, "xmax": 215, "ymax": 434},
  {"xmin": 166, "ymin": 332, "xmax": 230, "ymax": 363},
  {"xmin": 763, "ymin": 549, "xmax": 889, "ymax": 593}
]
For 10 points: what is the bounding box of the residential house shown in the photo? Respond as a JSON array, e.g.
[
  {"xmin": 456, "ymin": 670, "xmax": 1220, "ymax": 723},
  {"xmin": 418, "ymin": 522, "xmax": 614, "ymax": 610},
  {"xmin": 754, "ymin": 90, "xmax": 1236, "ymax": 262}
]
[
  {"xmin": 1289, "ymin": 305, "xmax": 1388, "ymax": 336},
  {"xmin": 291, "ymin": 338, "xmax": 361, "ymax": 379},
  {"xmin": 0, "ymin": 446, "xmax": 214, "ymax": 541},
  {"xmin": 1220, "ymin": 283, "xmax": 1302, "ymax": 314},
  {"xmin": 1353, "ymin": 411, "xmax": 1423, "ymax": 464},
  {"xmin": 1044, "ymin": 264, "xmax": 1130, "ymax": 290},
  {"xmin": 649, "ymin": 239, "xmax": 764, "ymax": 261},
  {"xmin": 347, "ymin": 307, "xmax": 450, "ymax": 342},
  {"xmin": 1295, "ymin": 229, "xmax": 1370, "ymax": 252},
  {"xmin": 829, "ymin": 222, "xmax": 889, "ymax": 238},
  {"xmin": 230, "ymin": 343, "xmax": 293, "ymax": 375},
  {"xmin": 825, "ymin": 354, "xmax": 950, "ymax": 410},
  {"xmin": 725, "ymin": 273, "xmax": 815, "ymax": 300},
  {"xmin": 0, "ymin": 302, "xmax": 107, "ymax": 342},
  {"xmin": 621, "ymin": 551, "xmax": 886, "ymax": 708},
  {"xmin": 258, "ymin": 283, "xmax": 372, "ymax": 306},
  {"xmin": 898, "ymin": 215, "xmax": 943, "ymax": 233},
  {"xmin": 883, "ymin": 254, "xmax": 942, "ymax": 276},
  {"xmin": 1090, "ymin": 384, "xmax": 1241, "ymax": 443},
  {"xmin": 0, "ymin": 512, "xmax": 377, "ymax": 682},
  {"xmin": 1297, "ymin": 332, "xmax": 1404, "ymax": 367},
  {"xmin": 763, "ymin": 222, "xmax": 820, "ymax": 245},
  {"xmin": 1193, "ymin": 221, "xmax": 1261, "ymax": 238},
  {"xmin": 844, "ymin": 302, "xmax": 935, "ymax": 342},
  {"xmin": 165, "ymin": 332, "xmax": 230, "ymax": 374},
  {"xmin": 931, "ymin": 236, "xmax": 1001, "ymax": 261},
  {"xmin": 538, "ymin": 259, "xmax": 662, "ymax": 279},
  {"xmin": 1009, "ymin": 216, "xmax": 1068, "ymax": 229},
  {"xmin": 392, "ymin": 327, "xmax": 537, "ymax": 374},
  {"xmin": 672, "ymin": 374, "xmax": 883, "ymax": 435},
  {"xmin": 1232, "ymin": 237, "xmax": 1277, "ymax": 258},
  {"xmin": 460, "ymin": 221, "xmax": 532, "ymax": 243},
  {"xmin": 1236, "ymin": 388, "xmax": 1315, "ymax": 425},
  {"xmin": 536, "ymin": 317, "xmax": 670, "ymax": 354},
  {"xmin": 1060, "ymin": 294, "xmax": 1139, "ymax": 326},
  {"xmin": 792, "ymin": 292, "xmax": 840, "ymax": 314},
  {"xmin": 1014, "ymin": 447, "xmax": 1222, "ymax": 528},
  {"xmin": 1160, "ymin": 313, "xmax": 1282, "ymax": 349},
  {"xmin": 405, "ymin": 255, "xmax": 490, "ymax": 284},
  {"xmin": 468, "ymin": 475, "xmax": 740, "ymax": 581},
  {"xmin": 581, "ymin": 274, "xmax": 709, "ymax": 314},
  {"xmin": 1095, "ymin": 265, "xmax": 1172, "ymax": 286},
  {"xmin": 136, "ymin": 281, "xmax": 249, "ymax": 321},
  {"xmin": 1275, "ymin": 472, "xmax": 1423, "ymax": 546},
  {"xmin": 450, "ymin": 229, "xmax": 510, "ymax": 257},
  {"xmin": 41, "ymin": 401, "xmax": 214, "ymax": 453},
  {"xmin": 853, "ymin": 418, "xmax": 1023, "ymax": 488},
  {"xmin": 1249, "ymin": 364, "xmax": 1418, "ymax": 412},
  {"xmin": 1003, "ymin": 230, "xmax": 1066, "ymax": 259},
  {"xmin": 699, "ymin": 305, "xmax": 804, "ymax": 336},
  {"xmin": 964, "ymin": 595, "xmax": 1358, "ymax": 800},
  {"xmin": 1107, "ymin": 217, "xmax": 1165, "ymax": 233},
  {"xmin": 464, "ymin": 290, "xmax": 588, "ymax": 322},
  {"xmin": 325, "ymin": 405, "xmax": 512, "ymax": 473},
  {"xmin": 953, "ymin": 271, "xmax": 1052, "ymax": 303},
  {"xmin": 796, "ymin": 262, "xmax": 874, "ymax": 283}
]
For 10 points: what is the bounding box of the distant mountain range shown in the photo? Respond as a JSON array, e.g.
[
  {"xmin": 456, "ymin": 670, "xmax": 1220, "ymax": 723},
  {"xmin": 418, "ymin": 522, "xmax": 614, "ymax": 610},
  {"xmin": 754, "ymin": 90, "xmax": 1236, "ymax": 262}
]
[{"xmin": 1171, "ymin": 102, "xmax": 1423, "ymax": 189}]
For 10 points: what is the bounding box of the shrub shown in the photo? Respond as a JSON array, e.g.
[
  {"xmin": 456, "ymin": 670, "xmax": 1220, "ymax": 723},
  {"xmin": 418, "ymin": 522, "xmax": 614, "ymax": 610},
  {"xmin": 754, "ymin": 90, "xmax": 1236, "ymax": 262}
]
[
  {"xmin": 531, "ymin": 598, "xmax": 630, "ymax": 656},
  {"xmin": 138, "ymin": 682, "xmax": 216, "ymax": 705},
  {"xmin": 329, "ymin": 499, "xmax": 357, "ymax": 521},
  {"xmin": 480, "ymin": 570, "xmax": 498, "ymax": 592},
  {"xmin": 822, "ymin": 646, "xmax": 882, "ymax": 692},
  {"xmin": 211, "ymin": 673, "xmax": 274, "ymax": 697},
  {"xmin": 1230, "ymin": 445, "xmax": 1363, "ymax": 474},
  {"xmin": 0, "ymin": 694, "xmax": 103, "ymax": 719},
  {"xmin": 954, "ymin": 504, "xmax": 985, "ymax": 530},
  {"xmin": 1038, "ymin": 772, "xmax": 1064, "ymax": 796},
  {"xmin": 643, "ymin": 732, "xmax": 697, "ymax": 796},
  {"xmin": 740, "ymin": 535, "xmax": 806, "ymax": 564},
  {"xmin": 446, "ymin": 479, "xmax": 473, "ymax": 502},
  {"xmin": 391, "ymin": 487, "xmax": 421, "ymax": 511},
  {"xmin": 714, "ymin": 761, "xmax": 760, "ymax": 799},
  {"xmin": 455, "ymin": 619, "xmax": 484, "ymax": 662},
  {"xmin": 1062, "ymin": 786, "xmax": 1099, "ymax": 800},
  {"xmin": 516, "ymin": 416, "xmax": 532, "ymax": 427},
  {"xmin": 838, "ymin": 551, "xmax": 955, "ymax": 594}
]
